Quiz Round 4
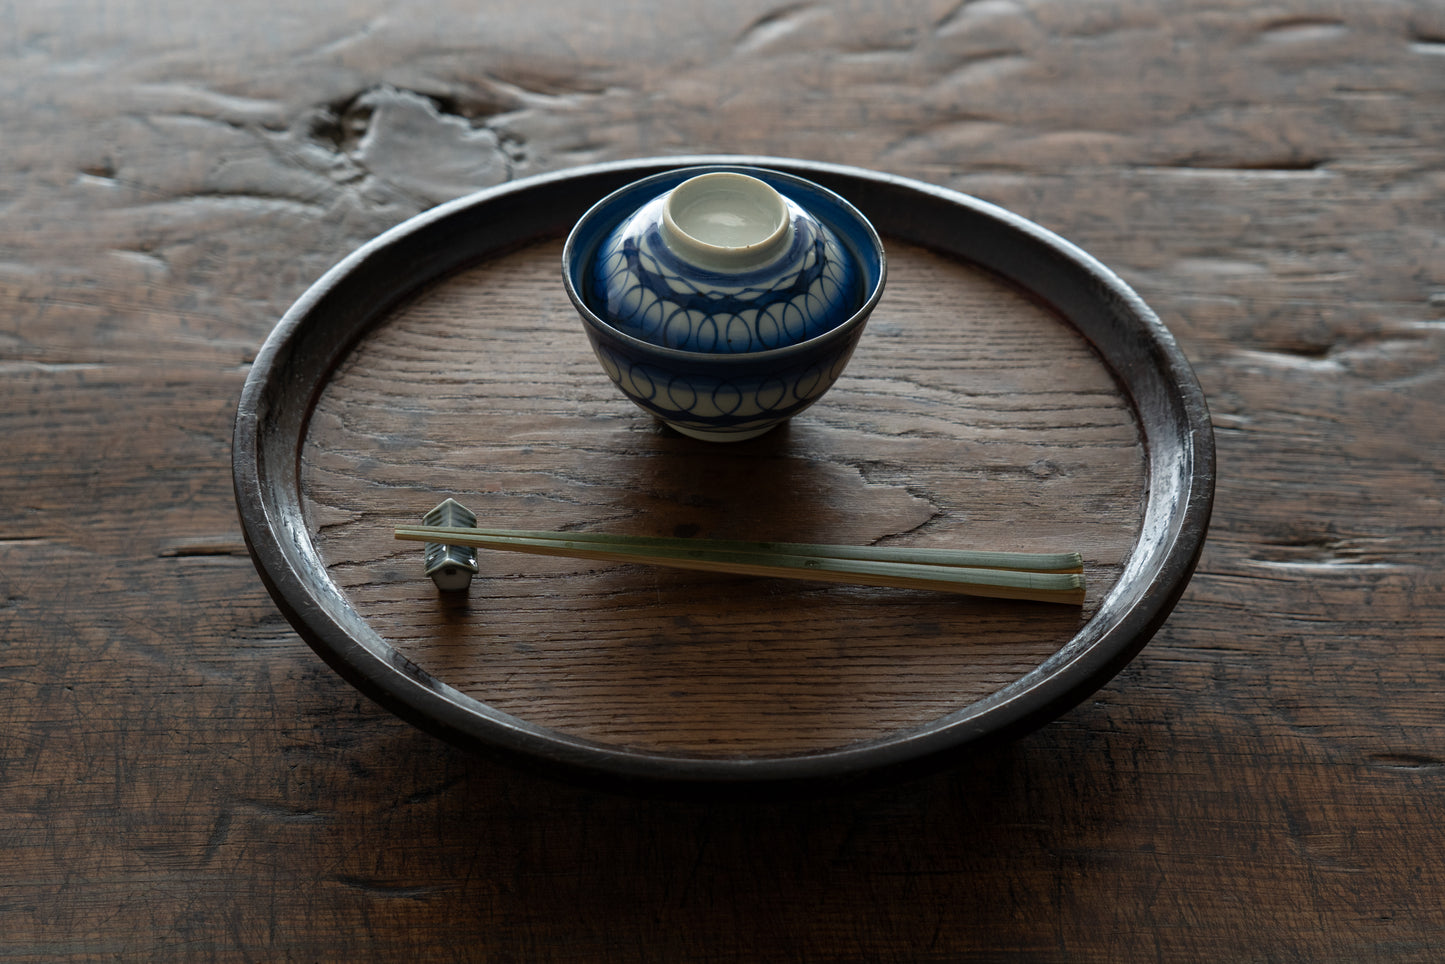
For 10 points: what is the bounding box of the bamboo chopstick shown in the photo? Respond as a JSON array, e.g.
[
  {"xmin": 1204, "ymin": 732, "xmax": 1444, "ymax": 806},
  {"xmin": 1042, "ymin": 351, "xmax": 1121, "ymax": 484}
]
[
  {"xmin": 394, "ymin": 525, "xmax": 1086, "ymax": 605},
  {"xmin": 404, "ymin": 526, "xmax": 1083, "ymax": 573}
]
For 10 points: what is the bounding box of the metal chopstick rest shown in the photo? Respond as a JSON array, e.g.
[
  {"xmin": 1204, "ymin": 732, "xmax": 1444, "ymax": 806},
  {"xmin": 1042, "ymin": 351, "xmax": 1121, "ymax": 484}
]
[{"xmin": 421, "ymin": 498, "xmax": 479, "ymax": 592}]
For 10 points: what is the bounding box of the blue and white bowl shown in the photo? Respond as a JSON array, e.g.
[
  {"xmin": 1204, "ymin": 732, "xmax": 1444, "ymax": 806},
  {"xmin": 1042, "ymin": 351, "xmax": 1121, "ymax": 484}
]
[
  {"xmin": 564, "ymin": 166, "xmax": 886, "ymax": 442},
  {"xmin": 591, "ymin": 171, "xmax": 861, "ymax": 352}
]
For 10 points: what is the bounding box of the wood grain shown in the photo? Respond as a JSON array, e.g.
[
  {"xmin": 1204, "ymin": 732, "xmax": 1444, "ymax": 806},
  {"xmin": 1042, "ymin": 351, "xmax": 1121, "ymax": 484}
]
[
  {"xmin": 299, "ymin": 237, "xmax": 1143, "ymax": 756},
  {"xmin": 3, "ymin": 0, "xmax": 1444, "ymax": 959}
]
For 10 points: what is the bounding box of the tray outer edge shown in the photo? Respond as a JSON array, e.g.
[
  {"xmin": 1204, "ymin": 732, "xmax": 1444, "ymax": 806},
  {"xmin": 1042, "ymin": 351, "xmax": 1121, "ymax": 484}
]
[{"xmin": 232, "ymin": 155, "xmax": 1216, "ymax": 790}]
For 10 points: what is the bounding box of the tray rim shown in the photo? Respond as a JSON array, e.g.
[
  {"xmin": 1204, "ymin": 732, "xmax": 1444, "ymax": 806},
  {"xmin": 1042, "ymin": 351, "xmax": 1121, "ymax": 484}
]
[{"xmin": 232, "ymin": 154, "xmax": 1215, "ymax": 792}]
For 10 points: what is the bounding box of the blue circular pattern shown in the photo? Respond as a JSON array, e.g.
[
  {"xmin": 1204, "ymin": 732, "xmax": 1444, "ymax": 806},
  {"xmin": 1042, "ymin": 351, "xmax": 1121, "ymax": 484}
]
[
  {"xmin": 563, "ymin": 165, "xmax": 887, "ymax": 441},
  {"xmin": 590, "ymin": 193, "xmax": 861, "ymax": 353},
  {"xmin": 587, "ymin": 338, "xmax": 861, "ymax": 440}
]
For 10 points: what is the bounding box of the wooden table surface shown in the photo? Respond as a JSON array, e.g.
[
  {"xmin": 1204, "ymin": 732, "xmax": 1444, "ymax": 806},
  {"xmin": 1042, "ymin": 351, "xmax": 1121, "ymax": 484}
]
[{"xmin": 4, "ymin": 1, "xmax": 1442, "ymax": 959}]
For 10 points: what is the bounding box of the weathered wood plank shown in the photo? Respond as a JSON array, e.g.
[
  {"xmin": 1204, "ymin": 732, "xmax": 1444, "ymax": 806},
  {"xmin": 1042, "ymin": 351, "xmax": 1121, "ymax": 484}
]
[{"xmin": 2, "ymin": 0, "xmax": 1443, "ymax": 959}]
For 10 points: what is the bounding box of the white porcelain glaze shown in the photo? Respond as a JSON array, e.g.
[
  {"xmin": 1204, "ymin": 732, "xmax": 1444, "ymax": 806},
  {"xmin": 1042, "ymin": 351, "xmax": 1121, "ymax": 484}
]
[
  {"xmin": 589, "ymin": 173, "xmax": 861, "ymax": 354},
  {"xmin": 659, "ymin": 172, "xmax": 792, "ymax": 272}
]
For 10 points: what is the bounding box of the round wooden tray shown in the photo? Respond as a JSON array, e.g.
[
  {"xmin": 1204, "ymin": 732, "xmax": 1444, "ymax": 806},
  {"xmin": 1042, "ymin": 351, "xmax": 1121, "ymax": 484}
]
[{"xmin": 233, "ymin": 156, "xmax": 1214, "ymax": 792}]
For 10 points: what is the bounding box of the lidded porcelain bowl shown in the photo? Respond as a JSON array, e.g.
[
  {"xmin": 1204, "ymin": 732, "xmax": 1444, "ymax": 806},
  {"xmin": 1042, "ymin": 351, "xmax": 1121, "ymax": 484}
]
[
  {"xmin": 564, "ymin": 166, "xmax": 886, "ymax": 442},
  {"xmin": 590, "ymin": 171, "xmax": 862, "ymax": 352}
]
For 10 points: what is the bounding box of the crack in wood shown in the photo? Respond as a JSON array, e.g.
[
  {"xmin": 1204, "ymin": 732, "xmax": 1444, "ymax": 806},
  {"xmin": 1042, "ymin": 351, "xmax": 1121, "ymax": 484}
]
[
  {"xmin": 1247, "ymin": 532, "xmax": 1399, "ymax": 570},
  {"xmin": 1368, "ymin": 752, "xmax": 1445, "ymax": 771},
  {"xmin": 1139, "ymin": 157, "xmax": 1332, "ymax": 174},
  {"xmin": 1253, "ymin": 340, "xmax": 1336, "ymax": 361},
  {"xmin": 310, "ymin": 84, "xmax": 526, "ymax": 155},
  {"xmin": 158, "ymin": 543, "xmax": 251, "ymax": 558},
  {"xmin": 1258, "ymin": 16, "xmax": 1348, "ymax": 39},
  {"xmin": 736, "ymin": 2, "xmax": 819, "ymax": 53},
  {"xmin": 329, "ymin": 876, "xmax": 441, "ymax": 900},
  {"xmin": 299, "ymin": 85, "xmax": 523, "ymax": 203},
  {"xmin": 1409, "ymin": 26, "xmax": 1445, "ymax": 52}
]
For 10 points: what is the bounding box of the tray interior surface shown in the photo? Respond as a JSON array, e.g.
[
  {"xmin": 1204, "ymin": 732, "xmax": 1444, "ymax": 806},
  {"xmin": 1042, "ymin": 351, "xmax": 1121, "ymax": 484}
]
[{"xmin": 298, "ymin": 236, "xmax": 1146, "ymax": 758}]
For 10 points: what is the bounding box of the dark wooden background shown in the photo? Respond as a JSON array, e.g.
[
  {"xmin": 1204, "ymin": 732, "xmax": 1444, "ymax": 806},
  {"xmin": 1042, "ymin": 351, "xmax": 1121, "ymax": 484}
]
[{"xmin": 4, "ymin": 0, "xmax": 1443, "ymax": 959}]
